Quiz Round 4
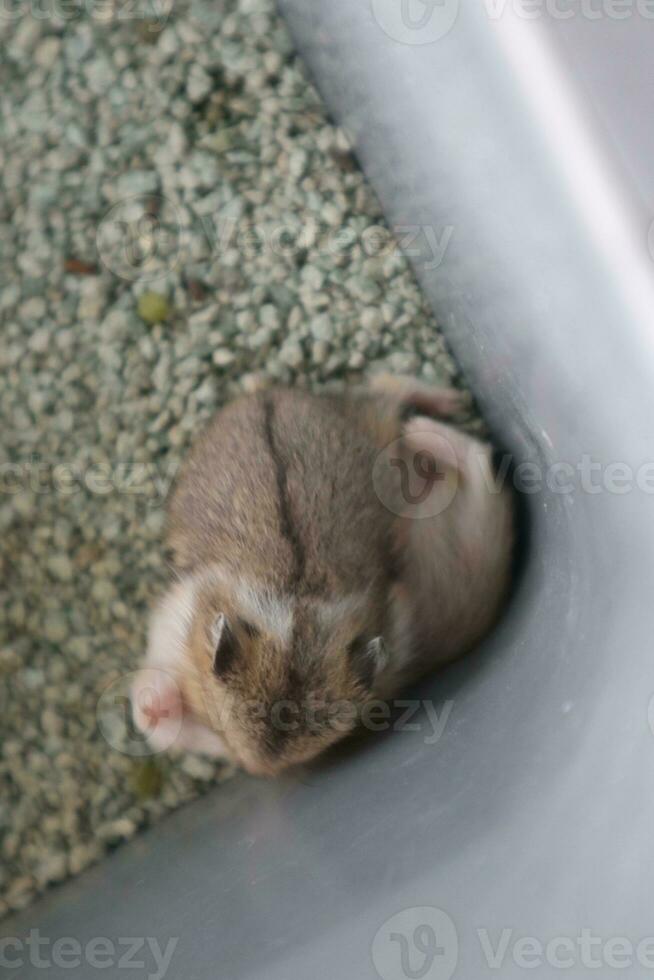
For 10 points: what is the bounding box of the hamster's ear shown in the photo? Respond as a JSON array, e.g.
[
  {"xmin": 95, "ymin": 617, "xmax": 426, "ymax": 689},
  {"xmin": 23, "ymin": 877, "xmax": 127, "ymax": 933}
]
[
  {"xmin": 210, "ymin": 613, "xmax": 239, "ymax": 678},
  {"xmin": 348, "ymin": 635, "xmax": 388, "ymax": 690}
]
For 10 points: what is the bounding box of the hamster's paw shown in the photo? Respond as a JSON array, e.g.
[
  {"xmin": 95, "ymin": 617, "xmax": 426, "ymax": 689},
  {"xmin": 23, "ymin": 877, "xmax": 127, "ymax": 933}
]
[{"xmin": 369, "ymin": 373, "xmax": 469, "ymax": 419}]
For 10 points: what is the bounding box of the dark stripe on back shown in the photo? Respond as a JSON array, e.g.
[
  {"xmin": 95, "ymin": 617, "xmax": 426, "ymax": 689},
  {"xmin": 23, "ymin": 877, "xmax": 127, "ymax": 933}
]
[{"xmin": 262, "ymin": 396, "xmax": 306, "ymax": 590}]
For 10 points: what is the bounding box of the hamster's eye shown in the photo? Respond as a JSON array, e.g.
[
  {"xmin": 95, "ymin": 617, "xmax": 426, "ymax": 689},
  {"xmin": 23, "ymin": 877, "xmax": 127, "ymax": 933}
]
[
  {"xmin": 210, "ymin": 613, "xmax": 239, "ymax": 678},
  {"xmin": 347, "ymin": 635, "xmax": 387, "ymax": 690}
]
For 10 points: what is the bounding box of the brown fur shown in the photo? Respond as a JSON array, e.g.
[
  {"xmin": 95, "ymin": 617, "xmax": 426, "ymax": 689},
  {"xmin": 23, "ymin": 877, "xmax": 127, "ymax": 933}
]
[{"xmin": 138, "ymin": 376, "xmax": 515, "ymax": 776}]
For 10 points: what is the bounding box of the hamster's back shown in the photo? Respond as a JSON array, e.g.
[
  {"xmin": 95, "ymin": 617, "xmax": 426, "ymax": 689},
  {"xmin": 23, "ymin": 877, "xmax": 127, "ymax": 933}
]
[{"xmin": 167, "ymin": 389, "xmax": 397, "ymax": 598}]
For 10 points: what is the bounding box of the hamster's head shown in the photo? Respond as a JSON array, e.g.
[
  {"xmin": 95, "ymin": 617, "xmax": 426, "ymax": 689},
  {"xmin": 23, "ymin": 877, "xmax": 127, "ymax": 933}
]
[{"xmin": 132, "ymin": 571, "xmax": 393, "ymax": 777}]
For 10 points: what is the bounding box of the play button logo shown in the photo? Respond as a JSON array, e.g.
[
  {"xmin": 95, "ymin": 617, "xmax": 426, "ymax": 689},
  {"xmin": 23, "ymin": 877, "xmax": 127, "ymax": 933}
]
[
  {"xmin": 371, "ymin": 0, "xmax": 460, "ymax": 45},
  {"xmin": 372, "ymin": 906, "xmax": 459, "ymax": 980}
]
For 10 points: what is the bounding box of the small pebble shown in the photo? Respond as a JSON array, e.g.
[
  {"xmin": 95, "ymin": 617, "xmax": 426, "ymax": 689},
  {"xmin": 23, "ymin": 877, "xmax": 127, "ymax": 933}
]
[
  {"xmin": 212, "ymin": 348, "xmax": 236, "ymax": 367},
  {"xmin": 137, "ymin": 292, "xmax": 170, "ymax": 325},
  {"xmin": 47, "ymin": 555, "xmax": 74, "ymax": 582},
  {"xmin": 43, "ymin": 614, "xmax": 68, "ymax": 644},
  {"xmin": 186, "ymin": 64, "xmax": 212, "ymax": 104}
]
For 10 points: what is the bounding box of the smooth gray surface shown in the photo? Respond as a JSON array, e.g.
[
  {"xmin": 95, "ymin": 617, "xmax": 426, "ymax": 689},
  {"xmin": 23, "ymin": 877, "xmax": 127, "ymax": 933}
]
[
  {"xmin": 544, "ymin": 13, "xmax": 654, "ymax": 217},
  {"xmin": 4, "ymin": 2, "xmax": 654, "ymax": 978}
]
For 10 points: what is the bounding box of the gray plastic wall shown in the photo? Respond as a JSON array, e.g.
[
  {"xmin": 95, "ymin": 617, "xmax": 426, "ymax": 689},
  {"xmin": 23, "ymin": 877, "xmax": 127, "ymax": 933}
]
[{"xmin": 3, "ymin": 2, "xmax": 654, "ymax": 978}]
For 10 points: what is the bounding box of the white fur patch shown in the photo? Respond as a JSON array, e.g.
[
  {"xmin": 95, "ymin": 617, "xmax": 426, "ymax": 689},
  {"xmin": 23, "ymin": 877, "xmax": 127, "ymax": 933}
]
[
  {"xmin": 197, "ymin": 567, "xmax": 371, "ymax": 641},
  {"xmin": 146, "ymin": 576, "xmax": 197, "ymax": 671},
  {"xmin": 136, "ymin": 576, "xmax": 229, "ymax": 758},
  {"xmin": 232, "ymin": 579, "xmax": 294, "ymax": 644},
  {"xmin": 200, "ymin": 564, "xmax": 294, "ymax": 644},
  {"xmin": 314, "ymin": 592, "xmax": 369, "ymax": 628}
]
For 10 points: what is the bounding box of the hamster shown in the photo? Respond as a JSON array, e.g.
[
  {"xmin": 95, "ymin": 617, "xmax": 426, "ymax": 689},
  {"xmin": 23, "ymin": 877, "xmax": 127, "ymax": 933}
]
[{"xmin": 131, "ymin": 375, "xmax": 514, "ymax": 776}]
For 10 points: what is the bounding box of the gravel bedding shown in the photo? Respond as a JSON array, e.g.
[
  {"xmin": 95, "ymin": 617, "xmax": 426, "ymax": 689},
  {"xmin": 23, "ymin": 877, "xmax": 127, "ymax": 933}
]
[{"xmin": 0, "ymin": 0, "xmax": 471, "ymax": 919}]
